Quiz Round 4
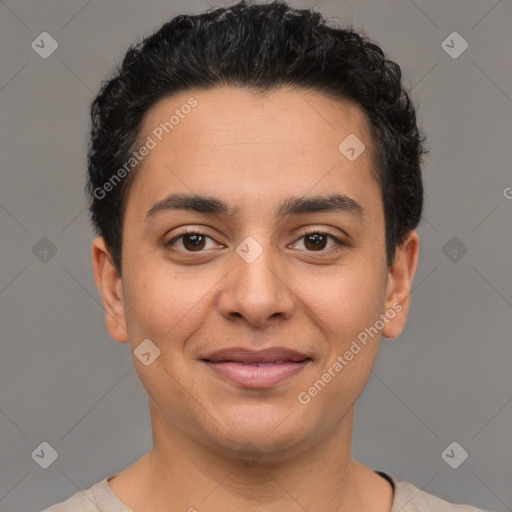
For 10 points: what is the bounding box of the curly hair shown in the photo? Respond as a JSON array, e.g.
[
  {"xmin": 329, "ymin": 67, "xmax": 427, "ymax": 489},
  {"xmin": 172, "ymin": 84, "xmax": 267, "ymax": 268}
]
[{"xmin": 87, "ymin": 0, "xmax": 427, "ymax": 274}]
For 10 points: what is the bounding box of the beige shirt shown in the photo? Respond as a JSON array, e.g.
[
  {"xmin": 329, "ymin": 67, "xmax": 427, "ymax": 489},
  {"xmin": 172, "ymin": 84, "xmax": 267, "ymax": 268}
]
[{"xmin": 41, "ymin": 471, "xmax": 489, "ymax": 512}]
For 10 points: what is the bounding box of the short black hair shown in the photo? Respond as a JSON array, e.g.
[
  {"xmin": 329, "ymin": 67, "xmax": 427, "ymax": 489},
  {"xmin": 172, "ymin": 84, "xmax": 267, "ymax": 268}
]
[{"xmin": 86, "ymin": 0, "xmax": 426, "ymax": 274}]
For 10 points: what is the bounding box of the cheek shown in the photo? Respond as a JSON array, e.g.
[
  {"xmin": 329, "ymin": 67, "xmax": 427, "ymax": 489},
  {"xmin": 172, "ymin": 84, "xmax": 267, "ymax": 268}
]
[
  {"xmin": 122, "ymin": 264, "xmax": 217, "ymax": 346},
  {"xmin": 310, "ymin": 262, "xmax": 386, "ymax": 341},
  {"xmin": 303, "ymin": 273, "xmax": 384, "ymax": 408}
]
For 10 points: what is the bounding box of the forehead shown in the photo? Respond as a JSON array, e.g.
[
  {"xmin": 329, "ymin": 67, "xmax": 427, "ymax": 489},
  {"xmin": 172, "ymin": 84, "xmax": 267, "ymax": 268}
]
[
  {"xmin": 140, "ymin": 86, "xmax": 372, "ymax": 155},
  {"xmin": 126, "ymin": 86, "xmax": 380, "ymax": 219}
]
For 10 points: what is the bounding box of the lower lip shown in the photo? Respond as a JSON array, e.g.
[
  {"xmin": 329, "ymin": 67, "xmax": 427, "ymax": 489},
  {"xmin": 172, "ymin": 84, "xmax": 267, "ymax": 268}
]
[{"xmin": 202, "ymin": 360, "xmax": 310, "ymax": 388}]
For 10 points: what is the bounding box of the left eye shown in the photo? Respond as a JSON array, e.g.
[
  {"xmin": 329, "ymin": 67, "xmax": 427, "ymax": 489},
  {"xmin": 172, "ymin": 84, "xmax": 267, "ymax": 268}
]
[
  {"xmin": 166, "ymin": 231, "xmax": 343, "ymax": 253},
  {"xmin": 290, "ymin": 231, "xmax": 343, "ymax": 252}
]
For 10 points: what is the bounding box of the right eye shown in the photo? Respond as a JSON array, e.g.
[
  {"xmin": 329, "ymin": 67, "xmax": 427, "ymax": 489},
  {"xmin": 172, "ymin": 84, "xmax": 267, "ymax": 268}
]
[{"xmin": 165, "ymin": 231, "xmax": 222, "ymax": 252}]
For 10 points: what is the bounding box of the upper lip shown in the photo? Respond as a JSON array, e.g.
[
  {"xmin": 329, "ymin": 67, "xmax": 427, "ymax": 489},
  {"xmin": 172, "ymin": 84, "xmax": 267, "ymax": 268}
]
[{"xmin": 202, "ymin": 347, "xmax": 311, "ymax": 364}]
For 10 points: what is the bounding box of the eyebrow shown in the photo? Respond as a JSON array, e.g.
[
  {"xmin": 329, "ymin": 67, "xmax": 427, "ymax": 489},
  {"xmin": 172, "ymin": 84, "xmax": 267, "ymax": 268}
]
[{"xmin": 145, "ymin": 192, "xmax": 364, "ymax": 221}]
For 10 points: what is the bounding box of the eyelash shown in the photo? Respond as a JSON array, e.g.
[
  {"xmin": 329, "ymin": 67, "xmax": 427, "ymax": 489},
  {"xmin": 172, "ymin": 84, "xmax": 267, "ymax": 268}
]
[{"xmin": 165, "ymin": 229, "xmax": 345, "ymax": 254}]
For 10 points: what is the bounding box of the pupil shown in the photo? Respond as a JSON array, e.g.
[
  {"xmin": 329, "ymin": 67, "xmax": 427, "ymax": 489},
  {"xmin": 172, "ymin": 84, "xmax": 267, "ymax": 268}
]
[
  {"xmin": 306, "ymin": 233, "xmax": 326, "ymax": 250},
  {"xmin": 184, "ymin": 234, "xmax": 205, "ymax": 251}
]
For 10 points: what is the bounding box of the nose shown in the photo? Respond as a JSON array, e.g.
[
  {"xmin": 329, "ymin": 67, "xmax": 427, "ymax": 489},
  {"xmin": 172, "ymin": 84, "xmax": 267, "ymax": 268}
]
[{"xmin": 217, "ymin": 236, "xmax": 295, "ymax": 328}]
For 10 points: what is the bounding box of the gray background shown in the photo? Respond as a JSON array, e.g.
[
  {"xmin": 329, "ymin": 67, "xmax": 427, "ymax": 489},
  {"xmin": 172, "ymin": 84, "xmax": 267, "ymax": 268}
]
[{"xmin": 1, "ymin": 0, "xmax": 511, "ymax": 511}]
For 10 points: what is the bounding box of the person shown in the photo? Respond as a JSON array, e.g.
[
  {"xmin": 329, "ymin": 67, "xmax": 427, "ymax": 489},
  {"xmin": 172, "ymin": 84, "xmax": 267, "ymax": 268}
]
[{"xmin": 42, "ymin": 1, "xmax": 488, "ymax": 511}]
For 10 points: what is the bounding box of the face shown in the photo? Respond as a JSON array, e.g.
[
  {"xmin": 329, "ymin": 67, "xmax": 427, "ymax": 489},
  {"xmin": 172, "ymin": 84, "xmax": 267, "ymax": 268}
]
[{"xmin": 93, "ymin": 86, "xmax": 418, "ymax": 461}]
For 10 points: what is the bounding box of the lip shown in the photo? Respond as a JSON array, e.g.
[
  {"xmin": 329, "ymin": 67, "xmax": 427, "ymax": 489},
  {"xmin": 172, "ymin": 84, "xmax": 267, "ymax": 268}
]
[
  {"xmin": 203, "ymin": 347, "xmax": 310, "ymax": 364},
  {"xmin": 201, "ymin": 347, "xmax": 312, "ymax": 389}
]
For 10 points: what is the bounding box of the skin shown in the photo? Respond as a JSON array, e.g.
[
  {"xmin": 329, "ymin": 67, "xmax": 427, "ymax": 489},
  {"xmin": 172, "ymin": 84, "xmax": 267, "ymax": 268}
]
[{"xmin": 92, "ymin": 86, "xmax": 419, "ymax": 512}]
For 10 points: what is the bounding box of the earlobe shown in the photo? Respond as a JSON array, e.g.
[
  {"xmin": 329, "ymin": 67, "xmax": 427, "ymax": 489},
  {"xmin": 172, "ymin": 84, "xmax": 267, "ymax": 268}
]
[
  {"xmin": 91, "ymin": 237, "xmax": 129, "ymax": 343},
  {"xmin": 382, "ymin": 231, "xmax": 420, "ymax": 339}
]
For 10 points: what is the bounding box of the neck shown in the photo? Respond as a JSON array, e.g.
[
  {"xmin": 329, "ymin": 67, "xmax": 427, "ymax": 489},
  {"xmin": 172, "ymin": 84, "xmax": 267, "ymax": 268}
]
[{"xmin": 109, "ymin": 406, "xmax": 393, "ymax": 512}]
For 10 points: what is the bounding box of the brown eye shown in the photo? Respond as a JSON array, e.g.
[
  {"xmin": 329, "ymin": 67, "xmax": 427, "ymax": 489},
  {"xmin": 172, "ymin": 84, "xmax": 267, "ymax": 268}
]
[
  {"xmin": 166, "ymin": 232, "xmax": 216, "ymax": 252},
  {"xmin": 182, "ymin": 233, "xmax": 206, "ymax": 251},
  {"xmin": 291, "ymin": 231, "xmax": 344, "ymax": 253},
  {"xmin": 303, "ymin": 233, "xmax": 328, "ymax": 251}
]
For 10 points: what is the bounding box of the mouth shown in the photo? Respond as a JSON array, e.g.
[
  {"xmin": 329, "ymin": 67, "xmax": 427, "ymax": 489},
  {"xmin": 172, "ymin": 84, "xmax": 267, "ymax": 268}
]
[{"xmin": 200, "ymin": 347, "xmax": 312, "ymax": 389}]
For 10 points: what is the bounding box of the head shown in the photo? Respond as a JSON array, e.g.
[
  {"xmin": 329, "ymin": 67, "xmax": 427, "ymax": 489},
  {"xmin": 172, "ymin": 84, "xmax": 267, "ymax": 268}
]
[{"xmin": 90, "ymin": 1, "xmax": 425, "ymax": 462}]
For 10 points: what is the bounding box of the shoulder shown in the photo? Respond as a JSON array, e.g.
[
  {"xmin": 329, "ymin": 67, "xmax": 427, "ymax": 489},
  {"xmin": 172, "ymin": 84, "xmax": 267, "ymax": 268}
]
[
  {"xmin": 40, "ymin": 485, "xmax": 99, "ymax": 512},
  {"xmin": 391, "ymin": 476, "xmax": 491, "ymax": 512},
  {"xmin": 40, "ymin": 474, "xmax": 131, "ymax": 512}
]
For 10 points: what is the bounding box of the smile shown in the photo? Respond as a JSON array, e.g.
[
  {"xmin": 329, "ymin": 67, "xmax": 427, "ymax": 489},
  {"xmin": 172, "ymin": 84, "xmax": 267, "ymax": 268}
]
[{"xmin": 202, "ymin": 360, "xmax": 311, "ymax": 388}]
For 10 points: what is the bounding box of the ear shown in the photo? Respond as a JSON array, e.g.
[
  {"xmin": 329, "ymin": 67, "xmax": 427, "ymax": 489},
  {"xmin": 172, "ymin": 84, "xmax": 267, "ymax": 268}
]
[
  {"xmin": 91, "ymin": 236, "xmax": 129, "ymax": 343},
  {"xmin": 381, "ymin": 230, "xmax": 420, "ymax": 339}
]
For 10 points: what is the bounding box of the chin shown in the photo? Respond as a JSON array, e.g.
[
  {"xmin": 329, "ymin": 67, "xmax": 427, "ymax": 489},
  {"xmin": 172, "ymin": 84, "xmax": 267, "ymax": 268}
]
[{"xmin": 205, "ymin": 406, "xmax": 313, "ymax": 459}]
